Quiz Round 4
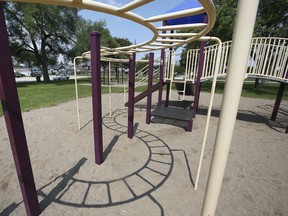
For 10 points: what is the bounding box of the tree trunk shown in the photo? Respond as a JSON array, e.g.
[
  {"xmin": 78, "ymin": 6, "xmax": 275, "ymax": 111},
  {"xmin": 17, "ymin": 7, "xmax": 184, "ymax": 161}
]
[
  {"xmin": 254, "ymin": 78, "xmax": 264, "ymax": 89},
  {"xmin": 42, "ymin": 63, "xmax": 50, "ymax": 82},
  {"xmin": 41, "ymin": 41, "xmax": 50, "ymax": 82}
]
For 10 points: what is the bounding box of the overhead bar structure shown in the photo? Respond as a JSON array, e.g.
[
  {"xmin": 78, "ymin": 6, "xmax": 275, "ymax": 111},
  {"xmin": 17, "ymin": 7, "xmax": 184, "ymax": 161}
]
[
  {"xmin": 0, "ymin": 0, "xmax": 217, "ymax": 56},
  {"xmin": 117, "ymin": 0, "xmax": 153, "ymax": 13},
  {"xmin": 145, "ymin": 7, "xmax": 205, "ymax": 22}
]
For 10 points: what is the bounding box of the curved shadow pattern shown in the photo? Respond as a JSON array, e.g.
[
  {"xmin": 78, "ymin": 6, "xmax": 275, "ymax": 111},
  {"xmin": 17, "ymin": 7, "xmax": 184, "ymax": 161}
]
[
  {"xmin": 36, "ymin": 108, "xmax": 176, "ymax": 210},
  {"xmin": 2, "ymin": 108, "xmax": 196, "ymax": 215}
]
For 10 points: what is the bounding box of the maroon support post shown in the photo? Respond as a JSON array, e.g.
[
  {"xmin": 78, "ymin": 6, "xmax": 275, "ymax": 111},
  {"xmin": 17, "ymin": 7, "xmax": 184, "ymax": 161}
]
[
  {"xmin": 128, "ymin": 53, "xmax": 136, "ymax": 139},
  {"xmin": 194, "ymin": 15, "xmax": 208, "ymax": 115},
  {"xmin": 157, "ymin": 49, "xmax": 165, "ymax": 107},
  {"xmin": 270, "ymin": 82, "xmax": 288, "ymax": 134},
  {"xmin": 0, "ymin": 3, "xmax": 40, "ymax": 215},
  {"xmin": 116, "ymin": 67, "xmax": 119, "ymax": 84},
  {"xmin": 193, "ymin": 40, "xmax": 206, "ymax": 114},
  {"xmin": 165, "ymin": 30, "xmax": 174, "ymax": 107},
  {"xmin": 146, "ymin": 52, "xmax": 154, "ymax": 124},
  {"xmin": 165, "ymin": 82, "xmax": 170, "ymax": 107},
  {"xmin": 107, "ymin": 66, "xmax": 110, "ymax": 85},
  {"xmin": 122, "ymin": 66, "xmax": 124, "ymax": 84},
  {"xmin": 271, "ymin": 83, "xmax": 286, "ymax": 121},
  {"xmin": 103, "ymin": 67, "xmax": 106, "ymax": 85},
  {"xmin": 90, "ymin": 32, "xmax": 103, "ymax": 165}
]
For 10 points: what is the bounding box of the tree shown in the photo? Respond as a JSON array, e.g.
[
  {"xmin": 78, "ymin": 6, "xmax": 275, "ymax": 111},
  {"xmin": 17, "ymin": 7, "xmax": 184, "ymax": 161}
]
[
  {"xmin": 112, "ymin": 37, "xmax": 132, "ymax": 75},
  {"xmin": 70, "ymin": 18, "xmax": 125, "ymax": 76},
  {"xmin": 179, "ymin": 0, "xmax": 237, "ymax": 67},
  {"xmin": 4, "ymin": 2, "xmax": 80, "ymax": 82},
  {"xmin": 209, "ymin": 0, "xmax": 238, "ymax": 41},
  {"xmin": 69, "ymin": 18, "xmax": 118, "ymax": 58},
  {"xmin": 69, "ymin": 19, "xmax": 132, "ymax": 59},
  {"xmin": 114, "ymin": 37, "xmax": 132, "ymax": 48},
  {"xmin": 179, "ymin": 0, "xmax": 288, "ymax": 69},
  {"xmin": 136, "ymin": 53, "xmax": 149, "ymax": 72},
  {"xmin": 254, "ymin": 0, "xmax": 288, "ymax": 37}
]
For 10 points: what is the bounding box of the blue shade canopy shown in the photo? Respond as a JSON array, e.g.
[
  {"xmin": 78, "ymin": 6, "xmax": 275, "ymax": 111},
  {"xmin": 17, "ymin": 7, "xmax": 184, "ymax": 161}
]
[{"xmin": 166, "ymin": 0, "xmax": 206, "ymax": 25}]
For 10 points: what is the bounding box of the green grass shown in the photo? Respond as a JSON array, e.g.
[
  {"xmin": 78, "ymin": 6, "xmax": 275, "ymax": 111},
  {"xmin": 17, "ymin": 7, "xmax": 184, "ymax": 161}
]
[
  {"xmin": 200, "ymin": 81, "xmax": 288, "ymax": 100},
  {"xmin": 0, "ymin": 79, "xmax": 287, "ymax": 117},
  {"xmin": 0, "ymin": 78, "xmax": 147, "ymax": 116},
  {"xmin": 16, "ymin": 79, "xmax": 92, "ymax": 112}
]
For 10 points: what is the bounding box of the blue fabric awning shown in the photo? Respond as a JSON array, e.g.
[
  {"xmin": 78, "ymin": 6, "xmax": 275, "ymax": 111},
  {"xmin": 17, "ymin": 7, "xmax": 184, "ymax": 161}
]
[{"xmin": 166, "ymin": 0, "xmax": 206, "ymax": 25}]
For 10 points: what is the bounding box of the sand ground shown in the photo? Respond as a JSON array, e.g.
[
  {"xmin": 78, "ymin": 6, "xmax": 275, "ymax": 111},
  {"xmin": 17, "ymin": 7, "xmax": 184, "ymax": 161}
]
[{"xmin": 0, "ymin": 91, "xmax": 287, "ymax": 216}]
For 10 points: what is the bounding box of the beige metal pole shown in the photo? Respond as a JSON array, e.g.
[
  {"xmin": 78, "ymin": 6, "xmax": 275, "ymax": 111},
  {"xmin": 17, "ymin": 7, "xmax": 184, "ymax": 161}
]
[
  {"xmin": 194, "ymin": 37, "xmax": 222, "ymax": 190},
  {"xmin": 201, "ymin": 0, "xmax": 259, "ymax": 215},
  {"xmin": 109, "ymin": 61, "xmax": 112, "ymax": 116},
  {"xmin": 74, "ymin": 56, "xmax": 83, "ymax": 130}
]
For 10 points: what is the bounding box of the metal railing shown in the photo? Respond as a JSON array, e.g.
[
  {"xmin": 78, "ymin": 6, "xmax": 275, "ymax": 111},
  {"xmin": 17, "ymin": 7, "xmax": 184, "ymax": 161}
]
[
  {"xmin": 123, "ymin": 56, "xmax": 161, "ymax": 104},
  {"xmin": 247, "ymin": 37, "xmax": 288, "ymax": 81},
  {"xmin": 167, "ymin": 37, "xmax": 288, "ymax": 84}
]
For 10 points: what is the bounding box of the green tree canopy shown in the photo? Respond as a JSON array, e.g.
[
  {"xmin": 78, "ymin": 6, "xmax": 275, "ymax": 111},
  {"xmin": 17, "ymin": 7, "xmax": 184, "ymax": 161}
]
[
  {"xmin": 179, "ymin": 0, "xmax": 288, "ymax": 68},
  {"xmin": 69, "ymin": 18, "xmax": 118, "ymax": 58},
  {"xmin": 4, "ymin": 2, "xmax": 80, "ymax": 82},
  {"xmin": 255, "ymin": 0, "xmax": 288, "ymax": 37},
  {"xmin": 69, "ymin": 19, "xmax": 132, "ymax": 71},
  {"xmin": 136, "ymin": 53, "xmax": 149, "ymax": 72}
]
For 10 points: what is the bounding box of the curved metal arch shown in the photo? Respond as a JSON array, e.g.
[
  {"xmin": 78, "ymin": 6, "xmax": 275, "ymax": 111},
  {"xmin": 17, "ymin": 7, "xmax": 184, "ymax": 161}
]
[{"xmin": 3, "ymin": 0, "xmax": 216, "ymax": 56}]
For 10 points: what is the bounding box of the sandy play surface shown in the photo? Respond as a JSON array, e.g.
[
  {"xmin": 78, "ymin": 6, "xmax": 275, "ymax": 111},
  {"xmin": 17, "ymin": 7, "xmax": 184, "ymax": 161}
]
[{"xmin": 1, "ymin": 91, "xmax": 287, "ymax": 216}]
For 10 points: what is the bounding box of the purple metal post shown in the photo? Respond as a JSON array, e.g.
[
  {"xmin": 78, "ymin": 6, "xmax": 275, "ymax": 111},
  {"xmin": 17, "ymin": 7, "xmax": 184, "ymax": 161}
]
[
  {"xmin": 165, "ymin": 82, "xmax": 170, "ymax": 107},
  {"xmin": 122, "ymin": 68, "xmax": 124, "ymax": 84},
  {"xmin": 161, "ymin": 21, "xmax": 170, "ymax": 107},
  {"xmin": 128, "ymin": 53, "xmax": 136, "ymax": 138},
  {"xmin": 157, "ymin": 49, "xmax": 165, "ymax": 107},
  {"xmin": 193, "ymin": 41, "xmax": 206, "ymax": 114},
  {"xmin": 271, "ymin": 82, "xmax": 288, "ymax": 134},
  {"xmin": 0, "ymin": 3, "xmax": 40, "ymax": 215},
  {"xmin": 271, "ymin": 83, "xmax": 286, "ymax": 121},
  {"xmin": 107, "ymin": 65, "xmax": 110, "ymax": 85},
  {"xmin": 146, "ymin": 52, "xmax": 154, "ymax": 124},
  {"xmin": 90, "ymin": 32, "xmax": 103, "ymax": 165},
  {"xmin": 116, "ymin": 67, "xmax": 119, "ymax": 84},
  {"xmin": 194, "ymin": 15, "xmax": 207, "ymax": 114},
  {"xmin": 187, "ymin": 119, "xmax": 193, "ymax": 132},
  {"xmin": 103, "ymin": 66, "xmax": 106, "ymax": 85}
]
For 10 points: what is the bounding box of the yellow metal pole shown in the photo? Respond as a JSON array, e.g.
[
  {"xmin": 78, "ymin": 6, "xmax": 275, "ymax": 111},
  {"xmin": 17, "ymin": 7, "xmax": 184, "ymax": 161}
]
[{"xmin": 201, "ymin": 0, "xmax": 259, "ymax": 215}]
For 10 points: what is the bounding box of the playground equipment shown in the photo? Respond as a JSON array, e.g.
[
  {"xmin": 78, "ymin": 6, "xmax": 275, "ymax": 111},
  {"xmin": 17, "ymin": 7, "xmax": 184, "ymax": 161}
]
[
  {"xmin": 1, "ymin": 0, "xmax": 286, "ymax": 216},
  {"xmin": 123, "ymin": 56, "xmax": 162, "ymax": 106},
  {"xmin": 1, "ymin": 1, "xmax": 217, "ymax": 214},
  {"xmin": 74, "ymin": 55, "xmax": 130, "ymax": 129},
  {"xmin": 163, "ymin": 37, "xmax": 288, "ymax": 131},
  {"xmin": 160, "ymin": 37, "xmax": 288, "ymax": 106},
  {"xmin": 180, "ymin": 37, "xmax": 288, "ymax": 85}
]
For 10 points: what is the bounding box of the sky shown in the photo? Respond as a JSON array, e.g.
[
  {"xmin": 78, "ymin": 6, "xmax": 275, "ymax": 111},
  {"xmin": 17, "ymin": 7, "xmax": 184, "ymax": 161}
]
[{"xmin": 78, "ymin": 0, "xmax": 186, "ymax": 59}]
